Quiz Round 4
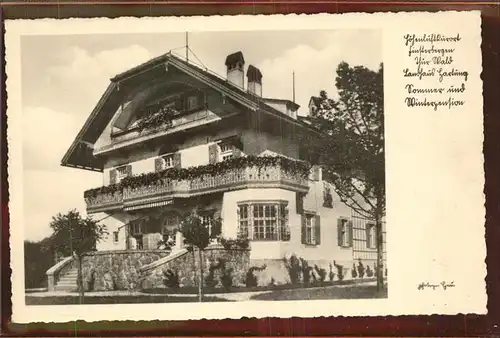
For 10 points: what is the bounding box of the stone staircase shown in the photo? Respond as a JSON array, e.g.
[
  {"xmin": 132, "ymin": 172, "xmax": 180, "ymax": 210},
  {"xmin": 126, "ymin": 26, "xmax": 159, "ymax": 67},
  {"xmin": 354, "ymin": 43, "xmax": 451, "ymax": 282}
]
[{"xmin": 54, "ymin": 267, "xmax": 78, "ymax": 292}]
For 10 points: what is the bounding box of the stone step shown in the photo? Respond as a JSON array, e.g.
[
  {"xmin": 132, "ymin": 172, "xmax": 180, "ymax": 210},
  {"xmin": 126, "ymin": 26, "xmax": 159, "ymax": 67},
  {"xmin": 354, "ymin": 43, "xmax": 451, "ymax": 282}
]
[
  {"xmin": 64, "ymin": 271, "xmax": 78, "ymax": 276},
  {"xmin": 56, "ymin": 281, "xmax": 78, "ymax": 285},
  {"xmin": 57, "ymin": 279, "xmax": 77, "ymax": 284},
  {"xmin": 54, "ymin": 285, "xmax": 77, "ymax": 292},
  {"xmin": 60, "ymin": 275, "xmax": 78, "ymax": 280}
]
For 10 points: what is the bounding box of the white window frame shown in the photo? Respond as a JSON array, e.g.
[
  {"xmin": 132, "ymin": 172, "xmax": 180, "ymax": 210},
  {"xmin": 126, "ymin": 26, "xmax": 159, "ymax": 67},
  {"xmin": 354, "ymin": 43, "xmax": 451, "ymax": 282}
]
[
  {"xmin": 237, "ymin": 201, "xmax": 289, "ymax": 241},
  {"xmin": 200, "ymin": 214, "xmax": 214, "ymax": 237},
  {"xmin": 238, "ymin": 205, "xmax": 249, "ymax": 238},
  {"xmin": 219, "ymin": 142, "xmax": 234, "ymax": 161},
  {"xmin": 367, "ymin": 223, "xmax": 376, "ymax": 249},
  {"xmin": 187, "ymin": 96, "xmax": 198, "ymax": 110},
  {"xmin": 113, "ymin": 231, "xmax": 119, "ymax": 243},
  {"xmin": 116, "ymin": 166, "xmax": 128, "ymax": 183},
  {"xmin": 162, "ymin": 154, "xmax": 175, "ymax": 170},
  {"xmin": 305, "ymin": 213, "xmax": 316, "ymax": 245},
  {"xmin": 340, "ymin": 219, "xmax": 349, "ymax": 247}
]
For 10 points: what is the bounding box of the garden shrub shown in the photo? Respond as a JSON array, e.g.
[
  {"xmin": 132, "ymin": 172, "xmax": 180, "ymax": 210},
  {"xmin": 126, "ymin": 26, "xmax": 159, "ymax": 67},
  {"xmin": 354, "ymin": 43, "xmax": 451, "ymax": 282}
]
[
  {"xmin": 366, "ymin": 265, "xmax": 374, "ymax": 277},
  {"xmin": 328, "ymin": 264, "xmax": 335, "ymax": 282},
  {"xmin": 300, "ymin": 258, "xmax": 312, "ymax": 285},
  {"xmin": 220, "ymin": 237, "xmax": 250, "ymax": 251},
  {"xmin": 86, "ymin": 270, "xmax": 97, "ymax": 292},
  {"xmin": 220, "ymin": 264, "xmax": 233, "ymax": 292},
  {"xmin": 163, "ymin": 269, "xmax": 180, "ymax": 288},
  {"xmin": 351, "ymin": 263, "xmax": 358, "ymax": 278},
  {"xmin": 314, "ymin": 265, "xmax": 327, "ymax": 283},
  {"xmin": 333, "ymin": 260, "xmax": 344, "ymax": 281},
  {"xmin": 283, "ymin": 255, "xmax": 302, "ymax": 285},
  {"xmin": 357, "ymin": 261, "xmax": 365, "ymax": 278},
  {"xmin": 205, "ymin": 259, "xmax": 223, "ymax": 288},
  {"xmin": 245, "ymin": 264, "xmax": 266, "ymax": 288}
]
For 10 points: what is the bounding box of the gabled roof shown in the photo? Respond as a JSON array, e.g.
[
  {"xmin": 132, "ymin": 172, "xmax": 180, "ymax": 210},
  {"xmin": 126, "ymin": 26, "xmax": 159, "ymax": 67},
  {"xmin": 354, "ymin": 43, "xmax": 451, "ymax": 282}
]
[
  {"xmin": 262, "ymin": 97, "xmax": 300, "ymax": 111},
  {"xmin": 61, "ymin": 52, "xmax": 316, "ymax": 172},
  {"xmin": 309, "ymin": 96, "xmax": 321, "ymax": 107}
]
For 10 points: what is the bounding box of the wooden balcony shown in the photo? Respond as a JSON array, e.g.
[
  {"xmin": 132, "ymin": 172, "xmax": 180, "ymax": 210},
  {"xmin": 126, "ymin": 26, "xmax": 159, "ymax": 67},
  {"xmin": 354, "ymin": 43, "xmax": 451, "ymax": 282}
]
[
  {"xmin": 85, "ymin": 162, "xmax": 310, "ymax": 214},
  {"xmin": 85, "ymin": 191, "xmax": 123, "ymax": 214}
]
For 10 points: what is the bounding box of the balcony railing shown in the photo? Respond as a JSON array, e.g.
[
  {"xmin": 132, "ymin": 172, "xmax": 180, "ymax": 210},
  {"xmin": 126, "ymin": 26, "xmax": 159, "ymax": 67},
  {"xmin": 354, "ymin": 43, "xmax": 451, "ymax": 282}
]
[
  {"xmin": 85, "ymin": 191, "xmax": 123, "ymax": 213},
  {"xmin": 85, "ymin": 161, "xmax": 310, "ymax": 213}
]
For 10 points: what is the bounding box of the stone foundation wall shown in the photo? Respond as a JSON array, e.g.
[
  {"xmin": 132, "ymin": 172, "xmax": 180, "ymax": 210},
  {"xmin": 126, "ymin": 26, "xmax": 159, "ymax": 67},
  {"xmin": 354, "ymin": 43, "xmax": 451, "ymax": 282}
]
[
  {"xmin": 140, "ymin": 245, "xmax": 250, "ymax": 289},
  {"xmin": 80, "ymin": 250, "xmax": 170, "ymax": 291}
]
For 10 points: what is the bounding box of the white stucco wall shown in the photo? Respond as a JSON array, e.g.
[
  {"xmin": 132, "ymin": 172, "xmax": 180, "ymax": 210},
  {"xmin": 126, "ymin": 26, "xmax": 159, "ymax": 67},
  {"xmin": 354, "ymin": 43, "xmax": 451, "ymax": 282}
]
[
  {"xmin": 182, "ymin": 143, "xmax": 210, "ymax": 168},
  {"xmin": 94, "ymin": 212, "xmax": 148, "ymax": 251},
  {"xmin": 93, "ymin": 212, "xmax": 128, "ymax": 251}
]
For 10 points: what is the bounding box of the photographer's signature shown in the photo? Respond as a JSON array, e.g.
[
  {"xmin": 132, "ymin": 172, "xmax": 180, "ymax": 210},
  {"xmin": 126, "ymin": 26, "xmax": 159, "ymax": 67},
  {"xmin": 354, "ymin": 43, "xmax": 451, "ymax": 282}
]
[{"xmin": 418, "ymin": 281, "xmax": 455, "ymax": 291}]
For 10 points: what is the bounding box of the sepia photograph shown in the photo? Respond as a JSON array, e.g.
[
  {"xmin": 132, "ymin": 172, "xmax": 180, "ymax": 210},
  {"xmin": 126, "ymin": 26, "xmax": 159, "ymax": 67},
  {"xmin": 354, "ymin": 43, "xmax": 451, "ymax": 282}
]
[
  {"xmin": 7, "ymin": 12, "xmax": 485, "ymax": 322},
  {"xmin": 21, "ymin": 29, "xmax": 386, "ymax": 305}
]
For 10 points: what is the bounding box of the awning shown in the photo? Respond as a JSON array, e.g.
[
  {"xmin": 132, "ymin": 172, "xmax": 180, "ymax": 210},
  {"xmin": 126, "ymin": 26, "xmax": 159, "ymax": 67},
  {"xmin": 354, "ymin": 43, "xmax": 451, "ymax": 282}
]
[{"xmin": 124, "ymin": 199, "xmax": 174, "ymax": 211}]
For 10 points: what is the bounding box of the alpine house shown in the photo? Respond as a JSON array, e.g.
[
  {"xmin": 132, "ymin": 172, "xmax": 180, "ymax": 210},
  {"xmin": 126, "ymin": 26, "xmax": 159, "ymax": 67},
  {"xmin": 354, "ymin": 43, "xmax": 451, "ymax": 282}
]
[{"xmin": 54, "ymin": 49, "xmax": 386, "ymax": 291}]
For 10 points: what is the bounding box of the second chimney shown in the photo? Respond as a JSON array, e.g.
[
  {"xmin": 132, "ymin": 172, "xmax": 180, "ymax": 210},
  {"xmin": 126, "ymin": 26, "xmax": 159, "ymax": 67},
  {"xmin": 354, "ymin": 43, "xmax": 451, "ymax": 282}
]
[{"xmin": 247, "ymin": 65, "xmax": 263, "ymax": 96}]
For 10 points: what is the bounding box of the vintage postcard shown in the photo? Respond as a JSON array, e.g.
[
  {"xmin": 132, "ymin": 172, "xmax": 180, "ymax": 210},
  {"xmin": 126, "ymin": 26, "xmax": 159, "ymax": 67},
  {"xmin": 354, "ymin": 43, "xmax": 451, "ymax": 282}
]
[{"xmin": 6, "ymin": 11, "xmax": 486, "ymax": 323}]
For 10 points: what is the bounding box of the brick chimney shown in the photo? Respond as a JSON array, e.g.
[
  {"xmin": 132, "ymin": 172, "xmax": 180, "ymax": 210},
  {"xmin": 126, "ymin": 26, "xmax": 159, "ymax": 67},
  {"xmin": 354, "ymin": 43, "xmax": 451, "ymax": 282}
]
[
  {"xmin": 225, "ymin": 51, "xmax": 245, "ymax": 89},
  {"xmin": 247, "ymin": 65, "xmax": 262, "ymax": 96}
]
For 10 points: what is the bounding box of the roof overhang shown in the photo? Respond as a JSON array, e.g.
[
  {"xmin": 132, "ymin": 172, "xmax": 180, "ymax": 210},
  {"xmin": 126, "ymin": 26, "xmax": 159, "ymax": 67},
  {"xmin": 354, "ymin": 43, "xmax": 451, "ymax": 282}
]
[{"xmin": 61, "ymin": 52, "xmax": 317, "ymax": 172}]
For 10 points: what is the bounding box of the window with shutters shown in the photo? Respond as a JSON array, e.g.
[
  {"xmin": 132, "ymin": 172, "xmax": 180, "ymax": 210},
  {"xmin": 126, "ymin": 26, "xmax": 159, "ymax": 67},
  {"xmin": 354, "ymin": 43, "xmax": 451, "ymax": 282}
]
[
  {"xmin": 187, "ymin": 96, "xmax": 198, "ymax": 111},
  {"xmin": 304, "ymin": 214, "xmax": 316, "ymax": 245},
  {"xmin": 115, "ymin": 166, "xmax": 129, "ymax": 183},
  {"xmin": 130, "ymin": 222, "xmax": 143, "ymax": 236},
  {"xmin": 162, "ymin": 154, "xmax": 174, "ymax": 170},
  {"xmin": 340, "ymin": 219, "xmax": 350, "ymax": 247},
  {"xmin": 237, "ymin": 201, "xmax": 289, "ymax": 241},
  {"xmin": 219, "ymin": 142, "xmax": 234, "ymax": 161},
  {"xmin": 113, "ymin": 231, "xmax": 119, "ymax": 243},
  {"xmin": 366, "ymin": 223, "xmax": 376, "ymax": 249}
]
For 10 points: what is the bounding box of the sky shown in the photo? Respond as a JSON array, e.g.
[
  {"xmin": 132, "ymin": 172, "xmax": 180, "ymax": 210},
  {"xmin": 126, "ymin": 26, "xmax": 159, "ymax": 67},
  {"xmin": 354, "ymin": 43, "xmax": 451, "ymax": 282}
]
[{"xmin": 21, "ymin": 29, "xmax": 382, "ymax": 242}]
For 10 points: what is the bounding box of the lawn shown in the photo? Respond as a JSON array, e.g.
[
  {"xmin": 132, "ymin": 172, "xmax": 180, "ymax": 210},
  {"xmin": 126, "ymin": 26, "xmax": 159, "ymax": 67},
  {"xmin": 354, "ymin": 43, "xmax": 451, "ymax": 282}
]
[
  {"xmin": 142, "ymin": 278, "xmax": 378, "ymax": 295},
  {"xmin": 25, "ymin": 294, "xmax": 231, "ymax": 305},
  {"xmin": 250, "ymin": 284, "xmax": 388, "ymax": 300}
]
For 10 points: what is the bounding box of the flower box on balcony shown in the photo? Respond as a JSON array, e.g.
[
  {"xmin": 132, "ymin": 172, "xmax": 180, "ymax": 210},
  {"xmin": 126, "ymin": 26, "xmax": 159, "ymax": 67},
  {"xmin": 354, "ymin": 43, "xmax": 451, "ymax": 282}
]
[{"xmin": 84, "ymin": 156, "xmax": 311, "ymax": 213}]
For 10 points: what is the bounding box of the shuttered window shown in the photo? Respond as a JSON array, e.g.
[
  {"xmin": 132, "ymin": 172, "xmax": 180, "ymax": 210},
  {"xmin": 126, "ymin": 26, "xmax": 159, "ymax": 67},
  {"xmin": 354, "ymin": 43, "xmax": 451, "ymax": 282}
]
[
  {"xmin": 337, "ymin": 218, "xmax": 352, "ymax": 247},
  {"xmin": 112, "ymin": 164, "xmax": 132, "ymax": 184},
  {"xmin": 366, "ymin": 223, "xmax": 376, "ymax": 249},
  {"xmin": 302, "ymin": 213, "xmax": 321, "ymax": 246}
]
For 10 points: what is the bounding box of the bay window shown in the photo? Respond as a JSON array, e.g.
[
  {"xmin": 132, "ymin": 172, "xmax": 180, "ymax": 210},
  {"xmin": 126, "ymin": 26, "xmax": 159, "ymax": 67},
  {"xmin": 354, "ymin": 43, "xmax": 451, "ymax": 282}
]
[{"xmin": 237, "ymin": 201, "xmax": 290, "ymax": 241}]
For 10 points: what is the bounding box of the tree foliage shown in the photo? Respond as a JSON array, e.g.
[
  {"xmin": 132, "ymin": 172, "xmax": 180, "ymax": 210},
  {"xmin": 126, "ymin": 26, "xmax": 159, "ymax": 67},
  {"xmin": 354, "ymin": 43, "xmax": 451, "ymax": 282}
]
[
  {"xmin": 307, "ymin": 61, "xmax": 385, "ymax": 290},
  {"xmin": 45, "ymin": 209, "xmax": 108, "ymax": 302},
  {"xmin": 46, "ymin": 209, "xmax": 108, "ymax": 257},
  {"xmin": 180, "ymin": 210, "xmax": 211, "ymax": 251},
  {"xmin": 179, "ymin": 208, "xmax": 218, "ymax": 302},
  {"xmin": 24, "ymin": 238, "xmax": 54, "ymax": 289},
  {"xmin": 307, "ymin": 61, "xmax": 384, "ymax": 220}
]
